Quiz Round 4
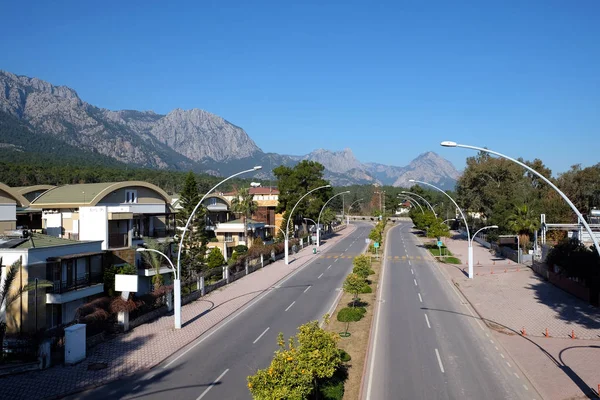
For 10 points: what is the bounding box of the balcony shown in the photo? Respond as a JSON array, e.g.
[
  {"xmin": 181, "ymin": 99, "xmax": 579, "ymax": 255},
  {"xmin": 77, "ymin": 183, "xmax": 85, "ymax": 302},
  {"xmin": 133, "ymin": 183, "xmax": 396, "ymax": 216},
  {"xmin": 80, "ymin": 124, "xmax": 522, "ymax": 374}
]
[
  {"xmin": 46, "ymin": 272, "xmax": 104, "ymax": 305},
  {"xmin": 109, "ymin": 233, "xmax": 128, "ymax": 249}
]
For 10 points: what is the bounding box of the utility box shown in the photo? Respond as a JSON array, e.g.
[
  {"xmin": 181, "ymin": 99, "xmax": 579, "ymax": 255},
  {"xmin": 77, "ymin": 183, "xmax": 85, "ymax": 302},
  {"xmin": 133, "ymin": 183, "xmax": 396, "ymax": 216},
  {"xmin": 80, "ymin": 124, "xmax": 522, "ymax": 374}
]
[{"xmin": 64, "ymin": 324, "xmax": 86, "ymax": 365}]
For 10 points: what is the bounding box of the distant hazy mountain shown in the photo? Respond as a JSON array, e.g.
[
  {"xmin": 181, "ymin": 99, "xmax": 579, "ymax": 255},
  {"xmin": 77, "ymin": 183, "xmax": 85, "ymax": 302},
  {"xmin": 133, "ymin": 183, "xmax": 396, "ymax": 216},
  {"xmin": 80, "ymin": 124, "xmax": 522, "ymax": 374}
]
[{"xmin": 0, "ymin": 70, "xmax": 460, "ymax": 188}]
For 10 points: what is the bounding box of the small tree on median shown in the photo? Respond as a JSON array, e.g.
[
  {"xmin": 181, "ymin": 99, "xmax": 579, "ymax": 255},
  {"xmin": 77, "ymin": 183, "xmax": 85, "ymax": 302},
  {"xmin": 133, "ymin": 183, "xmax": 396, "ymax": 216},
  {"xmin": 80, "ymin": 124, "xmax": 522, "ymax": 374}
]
[
  {"xmin": 343, "ymin": 273, "xmax": 365, "ymax": 307},
  {"xmin": 352, "ymin": 254, "xmax": 372, "ymax": 279}
]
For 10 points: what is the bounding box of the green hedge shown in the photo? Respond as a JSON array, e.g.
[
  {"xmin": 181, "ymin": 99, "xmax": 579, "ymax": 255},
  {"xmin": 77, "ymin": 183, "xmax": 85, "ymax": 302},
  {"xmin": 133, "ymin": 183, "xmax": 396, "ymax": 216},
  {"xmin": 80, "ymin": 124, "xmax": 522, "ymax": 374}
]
[
  {"xmin": 359, "ymin": 284, "xmax": 372, "ymax": 294},
  {"xmin": 337, "ymin": 307, "xmax": 366, "ymax": 322}
]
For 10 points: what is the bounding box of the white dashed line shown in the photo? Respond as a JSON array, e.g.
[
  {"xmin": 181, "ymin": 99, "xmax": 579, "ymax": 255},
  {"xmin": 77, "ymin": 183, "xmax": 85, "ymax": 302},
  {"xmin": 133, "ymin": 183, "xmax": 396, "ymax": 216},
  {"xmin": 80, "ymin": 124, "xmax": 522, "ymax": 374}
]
[
  {"xmin": 411, "ymin": 268, "xmax": 414, "ymax": 274},
  {"xmin": 327, "ymin": 265, "xmax": 332, "ymax": 270},
  {"xmin": 285, "ymin": 301, "xmax": 296, "ymax": 311},
  {"xmin": 304, "ymin": 285, "xmax": 311, "ymax": 293},
  {"xmin": 424, "ymin": 314, "xmax": 431, "ymax": 328},
  {"xmin": 418, "ymin": 293, "xmax": 423, "ymax": 303},
  {"xmin": 490, "ymin": 340, "xmax": 494, "ymax": 344},
  {"xmin": 500, "ymin": 353, "xmax": 505, "ymax": 359},
  {"xmin": 318, "ymin": 273, "xmax": 324, "ymax": 279},
  {"xmin": 506, "ymin": 361, "xmax": 512, "ymax": 368},
  {"xmin": 513, "ymin": 372, "xmax": 520, "ymax": 379},
  {"xmin": 253, "ymin": 327, "xmax": 270, "ymax": 344},
  {"xmin": 414, "ymin": 279, "xmax": 418, "ymax": 286},
  {"xmin": 435, "ymin": 348, "xmax": 445, "ymax": 373},
  {"xmin": 334, "ymin": 258, "xmax": 339, "ymax": 262},
  {"xmin": 522, "ymin": 384, "xmax": 529, "ymax": 391},
  {"xmin": 133, "ymin": 385, "xmax": 140, "ymax": 390},
  {"xmin": 196, "ymin": 369, "xmax": 229, "ymax": 400}
]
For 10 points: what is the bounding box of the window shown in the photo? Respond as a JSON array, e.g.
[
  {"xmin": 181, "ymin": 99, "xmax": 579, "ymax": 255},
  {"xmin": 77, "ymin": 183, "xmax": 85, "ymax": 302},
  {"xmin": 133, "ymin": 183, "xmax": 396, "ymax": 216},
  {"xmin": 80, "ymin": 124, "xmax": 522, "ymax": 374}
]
[
  {"xmin": 225, "ymin": 233, "xmax": 233, "ymax": 242},
  {"xmin": 125, "ymin": 190, "xmax": 137, "ymax": 203}
]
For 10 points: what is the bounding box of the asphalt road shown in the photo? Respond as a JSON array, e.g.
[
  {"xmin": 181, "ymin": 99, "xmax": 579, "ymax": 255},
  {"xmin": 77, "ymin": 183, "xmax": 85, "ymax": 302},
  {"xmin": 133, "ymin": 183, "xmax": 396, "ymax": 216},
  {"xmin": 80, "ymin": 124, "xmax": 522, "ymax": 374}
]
[
  {"xmin": 364, "ymin": 222, "xmax": 540, "ymax": 400},
  {"xmin": 69, "ymin": 222, "xmax": 372, "ymax": 400}
]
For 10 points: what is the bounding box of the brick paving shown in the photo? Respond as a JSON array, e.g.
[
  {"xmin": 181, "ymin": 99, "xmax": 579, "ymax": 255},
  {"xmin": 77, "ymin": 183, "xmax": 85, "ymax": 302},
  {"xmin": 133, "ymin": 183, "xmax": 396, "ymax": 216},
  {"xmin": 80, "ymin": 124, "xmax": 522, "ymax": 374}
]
[
  {"xmin": 0, "ymin": 226, "xmax": 355, "ymax": 400},
  {"xmin": 427, "ymin": 231, "xmax": 600, "ymax": 400}
]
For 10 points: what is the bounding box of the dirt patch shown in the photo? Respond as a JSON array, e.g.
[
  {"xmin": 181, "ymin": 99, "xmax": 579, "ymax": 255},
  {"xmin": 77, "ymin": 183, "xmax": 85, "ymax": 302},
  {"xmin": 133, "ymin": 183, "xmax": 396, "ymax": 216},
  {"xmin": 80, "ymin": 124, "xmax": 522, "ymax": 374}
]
[{"xmin": 325, "ymin": 254, "xmax": 382, "ymax": 400}]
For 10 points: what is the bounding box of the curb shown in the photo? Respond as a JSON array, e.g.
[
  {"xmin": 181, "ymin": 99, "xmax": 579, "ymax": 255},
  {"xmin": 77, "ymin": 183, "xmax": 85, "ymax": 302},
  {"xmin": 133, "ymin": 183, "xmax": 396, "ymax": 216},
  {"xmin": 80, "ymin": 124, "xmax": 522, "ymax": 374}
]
[{"xmin": 47, "ymin": 225, "xmax": 358, "ymax": 400}]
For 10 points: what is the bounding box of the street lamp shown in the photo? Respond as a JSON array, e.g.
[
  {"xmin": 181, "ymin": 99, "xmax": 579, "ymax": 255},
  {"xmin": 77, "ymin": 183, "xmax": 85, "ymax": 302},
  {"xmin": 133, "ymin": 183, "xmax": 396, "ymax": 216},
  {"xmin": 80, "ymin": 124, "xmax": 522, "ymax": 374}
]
[
  {"xmin": 174, "ymin": 166, "xmax": 262, "ymax": 329},
  {"xmin": 346, "ymin": 198, "xmax": 363, "ymax": 225},
  {"xmin": 441, "ymin": 141, "xmax": 600, "ymax": 257},
  {"xmin": 398, "ymin": 194, "xmax": 424, "ymax": 214},
  {"xmin": 136, "ymin": 247, "xmax": 175, "ymax": 276},
  {"xmin": 303, "ymin": 218, "xmax": 317, "ymax": 244},
  {"xmin": 285, "ymin": 185, "xmax": 331, "ymax": 265},
  {"xmin": 409, "ymin": 179, "xmax": 475, "ymax": 279},
  {"xmin": 317, "ymin": 191, "xmax": 350, "ymax": 247},
  {"xmin": 401, "ymin": 191, "xmax": 437, "ymax": 218},
  {"xmin": 442, "ymin": 218, "xmax": 456, "ymax": 226}
]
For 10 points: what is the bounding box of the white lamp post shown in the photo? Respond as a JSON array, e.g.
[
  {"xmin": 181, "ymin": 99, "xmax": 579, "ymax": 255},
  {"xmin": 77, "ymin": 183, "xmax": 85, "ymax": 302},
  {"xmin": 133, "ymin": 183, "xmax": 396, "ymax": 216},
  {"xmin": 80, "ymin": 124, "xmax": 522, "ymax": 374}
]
[
  {"xmin": 285, "ymin": 185, "xmax": 331, "ymax": 265},
  {"xmin": 317, "ymin": 191, "xmax": 350, "ymax": 247},
  {"xmin": 303, "ymin": 218, "xmax": 317, "ymax": 245},
  {"xmin": 409, "ymin": 179, "xmax": 475, "ymax": 279},
  {"xmin": 174, "ymin": 166, "xmax": 262, "ymax": 329},
  {"xmin": 346, "ymin": 198, "xmax": 363, "ymax": 225},
  {"xmin": 442, "ymin": 218, "xmax": 456, "ymax": 226},
  {"xmin": 441, "ymin": 141, "xmax": 600, "ymax": 257},
  {"xmin": 398, "ymin": 194, "xmax": 425, "ymax": 214},
  {"xmin": 401, "ymin": 191, "xmax": 437, "ymax": 218}
]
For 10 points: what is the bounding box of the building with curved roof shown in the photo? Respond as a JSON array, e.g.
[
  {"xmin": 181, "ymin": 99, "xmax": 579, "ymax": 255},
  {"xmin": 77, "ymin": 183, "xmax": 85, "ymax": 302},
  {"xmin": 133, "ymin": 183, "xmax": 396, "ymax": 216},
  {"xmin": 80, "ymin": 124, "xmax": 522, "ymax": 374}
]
[
  {"xmin": 30, "ymin": 181, "xmax": 174, "ymax": 250},
  {"xmin": 0, "ymin": 183, "xmax": 30, "ymax": 232}
]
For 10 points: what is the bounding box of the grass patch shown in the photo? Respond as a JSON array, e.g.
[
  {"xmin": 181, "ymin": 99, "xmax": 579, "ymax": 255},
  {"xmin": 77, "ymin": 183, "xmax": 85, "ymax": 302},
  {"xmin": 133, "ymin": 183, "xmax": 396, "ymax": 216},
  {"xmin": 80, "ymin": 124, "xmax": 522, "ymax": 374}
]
[{"xmin": 425, "ymin": 243, "xmax": 461, "ymax": 264}]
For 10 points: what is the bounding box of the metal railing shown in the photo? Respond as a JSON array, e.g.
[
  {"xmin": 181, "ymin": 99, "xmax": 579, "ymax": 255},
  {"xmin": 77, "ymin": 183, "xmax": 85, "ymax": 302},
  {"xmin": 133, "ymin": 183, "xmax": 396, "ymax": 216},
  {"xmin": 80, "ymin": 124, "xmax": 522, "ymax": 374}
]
[{"xmin": 49, "ymin": 272, "xmax": 103, "ymax": 294}]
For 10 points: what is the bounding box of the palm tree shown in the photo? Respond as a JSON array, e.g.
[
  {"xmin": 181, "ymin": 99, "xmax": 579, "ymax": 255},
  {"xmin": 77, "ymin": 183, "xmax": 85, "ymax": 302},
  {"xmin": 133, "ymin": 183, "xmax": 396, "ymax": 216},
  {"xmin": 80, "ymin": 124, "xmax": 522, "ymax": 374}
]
[
  {"xmin": 0, "ymin": 258, "xmax": 52, "ymax": 357},
  {"xmin": 139, "ymin": 239, "xmax": 170, "ymax": 289},
  {"xmin": 230, "ymin": 187, "xmax": 259, "ymax": 246},
  {"xmin": 507, "ymin": 204, "xmax": 540, "ymax": 251}
]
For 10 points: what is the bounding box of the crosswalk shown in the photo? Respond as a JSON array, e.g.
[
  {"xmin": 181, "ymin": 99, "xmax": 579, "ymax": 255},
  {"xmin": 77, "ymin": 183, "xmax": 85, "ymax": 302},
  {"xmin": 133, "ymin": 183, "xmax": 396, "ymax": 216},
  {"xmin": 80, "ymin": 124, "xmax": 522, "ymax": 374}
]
[{"xmin": 318, "ymin": 254, "xmax": 424, "ymax": 261}]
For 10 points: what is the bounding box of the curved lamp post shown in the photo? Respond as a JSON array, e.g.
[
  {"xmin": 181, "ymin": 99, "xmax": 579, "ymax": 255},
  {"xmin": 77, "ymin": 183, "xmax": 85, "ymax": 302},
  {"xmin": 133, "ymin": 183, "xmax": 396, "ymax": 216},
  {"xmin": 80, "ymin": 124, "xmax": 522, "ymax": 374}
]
[
  {"xmin": 441, "ymin": 141, "xmax": 600, "ymax": 257},
  {"xmin": 346, "ymin": 198, "xmax": 363, "ymax": 225},
  {"xmin": 398, "ymin": 194, "xmax": 424, "ymax": 214},
  {"xmin": 136, "ymin": 248, "xmax": 175, "ymax": 274},
  {"xmin": 409, "ymin": 179, "xmax": 475, "ymax": 279},
  {"xmin": 285, "ymin": 185, "xmax": 331, "ymax": 264},
  {"xmin": 175, "ymin": 166, "xmax": 262, "ymax": 329},
  {"xmin": 317, "ymin": 191, "xmax": 350, "ymax": 247},
  {"xmin": 303, "ymin": 218, "xmax": 317, "ymax": 245},
  {"xmin": 442, "ymin": 218, "xmax": 456, "ymax": 226},
  {"xmin": 402, "ymin": 191, "xmax": 437, "ymax": 218}
]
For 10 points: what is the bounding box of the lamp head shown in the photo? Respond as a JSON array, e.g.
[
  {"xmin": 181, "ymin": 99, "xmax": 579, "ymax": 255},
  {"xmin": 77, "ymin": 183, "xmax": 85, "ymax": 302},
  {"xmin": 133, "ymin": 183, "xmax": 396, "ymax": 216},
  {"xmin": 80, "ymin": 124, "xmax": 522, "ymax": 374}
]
[
  {"xmin": 325, "ymin": 185, "xmax": 332, "ymax": 188},
  {"xmin": 440, "ymin": 141, "xmax": 457, "ymax": 147},
  {"xmin": 135, "ymin": 248, "xmax": 145, "ymax": 252},
  {"xmin": 253, "ymin": 165, "xmax": 263, "ymax": 170},
  {"xmin": 343, "ymin": 190, "xmax": 350, "ymax": 194},
  {"xmin": 409, "ymin": 179, "xmax": 416, "ymax": 183},
  {"xmin": 491, "ymin": 225, "xmax": 499, "ymax": 229}
]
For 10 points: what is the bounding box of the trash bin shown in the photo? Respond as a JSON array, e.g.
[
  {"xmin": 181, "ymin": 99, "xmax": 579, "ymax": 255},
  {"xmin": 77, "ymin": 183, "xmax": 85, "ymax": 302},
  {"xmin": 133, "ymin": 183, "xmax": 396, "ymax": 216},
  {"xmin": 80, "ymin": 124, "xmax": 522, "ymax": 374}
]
[{"xmin": 313, "ymin": 248, "xmax": 317, "ymax": 254}]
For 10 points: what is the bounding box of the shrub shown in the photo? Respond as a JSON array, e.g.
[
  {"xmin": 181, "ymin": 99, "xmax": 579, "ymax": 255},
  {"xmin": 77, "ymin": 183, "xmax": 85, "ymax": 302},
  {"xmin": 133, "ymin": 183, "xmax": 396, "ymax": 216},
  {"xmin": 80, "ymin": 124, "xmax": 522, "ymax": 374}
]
[
  {"xmin": 234, "ymin": 245, "xmax": 248, "ymax": 254},
  {"xmin": 339, "ymin": 349, "xmax": 351, "ymax": 362},
  {"xmin": 227, "ymin": 251, "xmax": 238, "ymax": 267},
  {"xmin": 359, "ymin": 284, "xmax": 372, "ymax": 294},
  {"xmin": 337, "ymin": 307, "xmax": 366, "ymax": 322},
  {"xmin": 206, "ymin": 247, "xmax": 225, "ymax": 269}
]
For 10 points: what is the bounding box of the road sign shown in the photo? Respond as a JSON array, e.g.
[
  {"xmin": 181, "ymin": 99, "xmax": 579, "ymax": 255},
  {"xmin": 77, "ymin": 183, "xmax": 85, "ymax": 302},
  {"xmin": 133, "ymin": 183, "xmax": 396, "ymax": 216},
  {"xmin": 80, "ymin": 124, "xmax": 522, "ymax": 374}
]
[
  {"xmin": 374, "ymin": 242, "xmax": 380, "ymax": 248},
  {"xmin": 437, "ymin": 241, "xmax": 443, "ymax": 247}
]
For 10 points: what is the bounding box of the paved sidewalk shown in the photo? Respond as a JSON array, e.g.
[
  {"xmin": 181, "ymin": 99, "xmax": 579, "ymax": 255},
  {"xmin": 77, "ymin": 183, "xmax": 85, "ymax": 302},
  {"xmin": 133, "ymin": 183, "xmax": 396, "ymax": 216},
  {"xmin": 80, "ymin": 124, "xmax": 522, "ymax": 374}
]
[
  {"xmin": 0, "ymin": 225, "xmax": 356, "ymax": 400},
  {"xmin": 426, "ymin": 231, "xmax": 600, "ymax": 400}
]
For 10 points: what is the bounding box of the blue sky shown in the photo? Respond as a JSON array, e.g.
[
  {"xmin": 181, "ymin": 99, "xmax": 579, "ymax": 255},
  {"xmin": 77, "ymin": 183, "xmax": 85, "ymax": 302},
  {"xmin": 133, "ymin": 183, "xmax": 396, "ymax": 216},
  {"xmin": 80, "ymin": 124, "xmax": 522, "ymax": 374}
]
[{"xmin": 2, "ymin": 1, "xmax": 598, "ymax": 175}]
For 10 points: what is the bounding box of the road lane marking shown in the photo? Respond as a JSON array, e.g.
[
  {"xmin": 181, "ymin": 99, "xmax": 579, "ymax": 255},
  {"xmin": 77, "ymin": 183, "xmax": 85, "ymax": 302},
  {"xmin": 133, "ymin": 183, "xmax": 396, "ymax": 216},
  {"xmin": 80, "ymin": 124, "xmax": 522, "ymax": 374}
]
[
  {"xmin": 253, "ymin": 327, "xmax": 270, "ymax": 344},
  {"xmin": 506, "ymin": 361, "xmax": 512, "ymax": 368},
  {"xmin": 327, "ymin": 265, "xmax": 332, "ymax": 270},
  {"xmin": 318, "ymin": 273, "xmax": 324, "ymax": 279},
  {"xmin": 435, "ymin": 349, "xmax": 445, "ymax": 373},
  {"xmin": 196, "ymin": 369, "xmax": 229, "ymax": 400},
  {"xmin": 133, "ymin": 385, "xmax": 140, "ymax": 390},
  {"xmin": 523, "ymin": 384, "xmax": 529, "ymax": 391},
  {"xmin": 490, "ymin": 340, "xmax": 494, "ymax": 344},
  {"xmin": 334, "ymin": 258, "xmax": 339, "ymax": 262},
  {"xmin": 418, "ymin": 293, "xmax": 423, "ymax": 303},
  {"xmin": 514, "ymin": 372, "xmax": 520, "ymax": 379},
  {"xmin": 424, "ymin": 314, "xmax": 431, "ymax": 328},
  {"xmin": 304, "ymin": 285, "xmax": 311, "ymax": 293},
  {"xmin": 285, "ymin": 301, "xmax": 296, "ymax": 311},
  {"xmin": 495, "ymin": 346, "xmax": 499, "ymax": 351},
  {"xmin": 411, "ymin": 268, "xmax": 414, "ymax": 274},
  {"xmin": 500, "ymin": 353, "xmax": 505, "ymax": 358},
  {"xmin": 408, "ymin": 260, "xmax": 411, "ymax": 266},
  {"xmin": 414, "ymin": 279, "xmax": 418, "ymax": 286}
]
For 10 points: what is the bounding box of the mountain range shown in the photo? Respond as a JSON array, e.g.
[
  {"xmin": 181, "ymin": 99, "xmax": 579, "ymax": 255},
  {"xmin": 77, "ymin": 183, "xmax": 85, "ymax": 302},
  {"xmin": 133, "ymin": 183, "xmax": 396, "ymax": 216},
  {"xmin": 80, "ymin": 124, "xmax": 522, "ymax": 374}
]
[{"xmin": 0, "ymin": 70, "xmax": 460, "ymax": 188}]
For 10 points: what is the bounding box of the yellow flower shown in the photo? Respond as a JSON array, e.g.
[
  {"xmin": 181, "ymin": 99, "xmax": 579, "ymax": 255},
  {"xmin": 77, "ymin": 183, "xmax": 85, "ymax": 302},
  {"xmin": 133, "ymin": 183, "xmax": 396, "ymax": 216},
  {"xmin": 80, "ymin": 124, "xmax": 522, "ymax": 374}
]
[
  {"xmin": 248, "ymin": 383, "xmax": 253, "ymax": 389},
  {"xmin": 287, "ymin": 356, "xmax": 293, "ymax": 361}
]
